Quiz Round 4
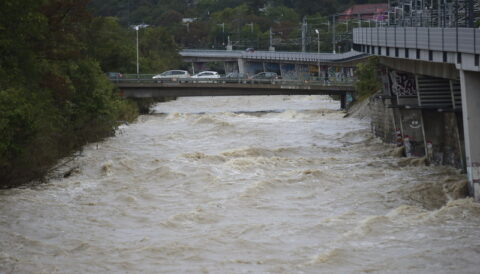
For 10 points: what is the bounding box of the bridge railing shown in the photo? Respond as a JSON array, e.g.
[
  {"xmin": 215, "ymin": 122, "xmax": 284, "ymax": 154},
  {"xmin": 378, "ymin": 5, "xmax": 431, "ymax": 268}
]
[
  {"xmin": 109, "ymin": 74, "xmax": 356, "ymax": 87},
  {"xmin": 180, "ymin": 49, "xmax": 368, "ymax": 62},
  {"xmin": 353, "ymin": 27, "xmax": 480, "ymax": 55}
]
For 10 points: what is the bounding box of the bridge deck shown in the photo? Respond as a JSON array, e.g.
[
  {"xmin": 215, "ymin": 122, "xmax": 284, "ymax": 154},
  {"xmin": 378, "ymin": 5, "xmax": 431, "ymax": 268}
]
[{"xmin": 115, "ymin": 80, "xmax": 355, "ymax": 98}]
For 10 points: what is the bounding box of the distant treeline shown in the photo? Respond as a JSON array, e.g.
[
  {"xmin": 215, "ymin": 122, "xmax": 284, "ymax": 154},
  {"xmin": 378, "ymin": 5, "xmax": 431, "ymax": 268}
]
[
  {"xmin": 88, "ymin": 0, "xmax": 386, "ymax": 51},
  {"xmin": 0, "ymin": 0, "xmax": 182, "ymax": 187}
]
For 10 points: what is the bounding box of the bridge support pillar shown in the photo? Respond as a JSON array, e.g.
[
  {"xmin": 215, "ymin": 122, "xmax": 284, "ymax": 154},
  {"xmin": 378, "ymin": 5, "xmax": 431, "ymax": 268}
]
[
  {"xmin": 238, "ymin": 58, "xmax": 246, "ymax": 74},
  {"xmin": 340, "ymin": 94, "xmax": 346, "ymax": 110},
  {"xmin": 460, "ymin": 70, "xmax": 480, "ymax": 201},
  {"xmin": 340, "ymin": 92, "xmax": 354, "ymax": 110}
]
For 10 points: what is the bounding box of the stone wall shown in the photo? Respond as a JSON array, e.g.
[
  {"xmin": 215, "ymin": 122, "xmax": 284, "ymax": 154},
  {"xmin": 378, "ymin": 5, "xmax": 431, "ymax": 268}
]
[{"xmin": 369, "ymin": 94, "xmax": 397, "ymax": 144}]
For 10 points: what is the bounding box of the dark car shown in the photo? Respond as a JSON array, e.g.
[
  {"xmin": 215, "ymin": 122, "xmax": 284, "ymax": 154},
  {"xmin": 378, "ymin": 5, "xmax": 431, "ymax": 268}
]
[
  {"xmin": 226, "ymin": 72, "xmax": 248, "ymax": 78},
  {"xmin": 106, "ymin": 72, "xmax": 123, "ymax": 79},
  {"xmin": 223, "ymin": 72, "xmax": 249, "ymax": 83},
  {"xmin": 245, "ymin": 48, "xmax": 255, "ymax": 53}
]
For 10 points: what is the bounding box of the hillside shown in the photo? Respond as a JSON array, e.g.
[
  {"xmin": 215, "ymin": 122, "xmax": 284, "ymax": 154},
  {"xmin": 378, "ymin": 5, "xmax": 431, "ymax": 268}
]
[{"xmin": 88, "ymin": 0, "xmax": 386, "ymax": 50}]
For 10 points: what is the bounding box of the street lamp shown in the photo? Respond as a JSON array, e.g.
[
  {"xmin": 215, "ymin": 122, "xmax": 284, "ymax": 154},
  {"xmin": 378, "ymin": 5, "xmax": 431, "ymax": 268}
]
[
  {"xmin": 315, "ymin": 29, "xmax": 320, "ymax": 53},
  {"xmin": 332, "ymin": 15, "xmax": 336, "ymax": 54},
  {"xmin": 315, "ymin": 29, "xmax": 321, "ymax": 80},
  {"xmin": 132, "ymin": 24, "xmax": 149, "ymax": 77}
]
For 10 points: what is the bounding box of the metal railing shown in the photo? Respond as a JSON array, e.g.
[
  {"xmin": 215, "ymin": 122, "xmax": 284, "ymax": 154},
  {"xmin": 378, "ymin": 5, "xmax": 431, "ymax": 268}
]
[
  {"xmin": 353, "ymin": 27, "xmax": 480, "ymax": 55},
  {"xmin": 180, "ymin": 49, "xmax": 367, "ymax": 62},
  {"xmin": 109, "ymin": 74, "xmax": 356, "ymax": 87}
]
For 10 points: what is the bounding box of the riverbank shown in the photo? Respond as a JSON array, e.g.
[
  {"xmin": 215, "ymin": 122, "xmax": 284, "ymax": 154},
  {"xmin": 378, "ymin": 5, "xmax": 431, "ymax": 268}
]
[{"xmin": 0, "ymin": 86, "xmax": 139, "ymax": 189}]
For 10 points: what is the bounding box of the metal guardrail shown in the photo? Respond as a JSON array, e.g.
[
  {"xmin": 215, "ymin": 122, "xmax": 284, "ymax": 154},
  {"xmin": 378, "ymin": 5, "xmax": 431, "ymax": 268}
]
[
  {"xmin": 353, "ymin": 27, "xmax": 480, "ymax": 55},
  {"xmin": 109, "ymin": 74, "xmax": 356, "ymax": 87}
]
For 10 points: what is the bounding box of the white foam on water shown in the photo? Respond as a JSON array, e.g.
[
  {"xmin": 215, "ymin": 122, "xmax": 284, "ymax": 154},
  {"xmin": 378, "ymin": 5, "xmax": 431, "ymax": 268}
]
[{"xmin": 1, "ymin": 95, "xmax": 478, "ymax": 274}]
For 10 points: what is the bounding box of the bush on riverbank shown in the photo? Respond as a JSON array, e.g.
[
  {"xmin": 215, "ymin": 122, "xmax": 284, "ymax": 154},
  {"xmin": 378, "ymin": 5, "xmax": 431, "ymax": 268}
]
[
  {"xmin": 0, "ymin": 0, "xmax": 142, "ymax": 187},
  {"xmin": 354, "ymin": 57, "xmax": 382, "ymax": 102}
]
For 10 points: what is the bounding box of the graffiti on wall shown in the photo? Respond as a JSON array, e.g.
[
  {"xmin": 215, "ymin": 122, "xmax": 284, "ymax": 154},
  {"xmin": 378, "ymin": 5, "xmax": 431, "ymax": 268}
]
[
  {"xmin": 281, "ymin": 64, "xmax": 296, "ymax": 79},
  {"xmin": 389, "ymin": 70, "xmax": 417, "ymax": 96}
]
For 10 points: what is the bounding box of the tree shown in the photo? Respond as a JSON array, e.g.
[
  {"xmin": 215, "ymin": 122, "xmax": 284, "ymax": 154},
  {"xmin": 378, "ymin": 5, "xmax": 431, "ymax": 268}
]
[
  {"xmin": 139, "ymin": 26, "xmax": 182, "ymax": 73},
  {"xmin": 0, "ymin": 0, "xmax": 138, "ymax": 186},
  {"xmin": 85, "ymin": 17, "xmax": 136, "ymax": 73},
  {"xmin": 354, "ymin": 57, "xmax": 382, "ymax": 100}
]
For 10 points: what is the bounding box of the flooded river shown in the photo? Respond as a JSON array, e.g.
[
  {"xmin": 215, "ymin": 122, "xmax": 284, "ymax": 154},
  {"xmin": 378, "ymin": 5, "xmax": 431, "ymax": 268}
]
[{"xmin": 1, "ymin": 96, "xmax": 480, "ymax": 273}]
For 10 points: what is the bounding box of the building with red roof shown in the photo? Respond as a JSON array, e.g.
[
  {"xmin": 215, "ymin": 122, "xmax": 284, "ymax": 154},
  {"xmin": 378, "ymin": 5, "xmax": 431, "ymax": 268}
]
[{"xmin": 339, "ymin": 3, "xmax": 388, "ymax": 21}]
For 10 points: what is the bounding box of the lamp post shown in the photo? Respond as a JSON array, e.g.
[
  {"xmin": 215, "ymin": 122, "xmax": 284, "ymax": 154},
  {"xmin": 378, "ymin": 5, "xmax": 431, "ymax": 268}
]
[
  {"xmin": 132, "ymin": 24, "xmax": 149, "ymax": 77},
  {"xmin": 332, "ymin": 15, "xmax": 336, "ymax": 54},
  {"xmin": 315, "ymin": 29, "xmax": 321, "ymax": 80}
]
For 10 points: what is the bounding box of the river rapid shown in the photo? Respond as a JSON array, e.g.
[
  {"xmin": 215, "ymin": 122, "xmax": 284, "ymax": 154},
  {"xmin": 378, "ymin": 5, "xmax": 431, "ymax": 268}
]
[{"xmin": 1, "ymin": 95, "xmax": 480, "ymax": 273}]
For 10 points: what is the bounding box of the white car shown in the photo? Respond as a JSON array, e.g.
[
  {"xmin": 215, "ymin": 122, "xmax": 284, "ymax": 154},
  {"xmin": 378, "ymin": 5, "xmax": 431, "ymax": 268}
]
[
  {"xmin": 191, "ymin": 71, "xmax": 221, "ymax": 79},
  {"xmin": 152, "ymin": 70, "xmax": 190, "ymax": 82}
]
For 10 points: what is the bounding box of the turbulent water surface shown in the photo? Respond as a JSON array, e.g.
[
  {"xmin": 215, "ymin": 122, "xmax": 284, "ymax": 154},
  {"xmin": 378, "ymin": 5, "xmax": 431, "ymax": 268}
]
[{"xmin": 1, "ymin": 96, "xmax": 480, "ymax": 273}]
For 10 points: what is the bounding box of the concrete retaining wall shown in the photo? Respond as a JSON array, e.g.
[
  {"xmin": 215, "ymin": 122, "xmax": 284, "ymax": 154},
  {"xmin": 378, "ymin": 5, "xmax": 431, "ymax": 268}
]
[
  {"xmin": 369, "ymin": 96, "xmax": 397, "ymax": 144},
  {"xmin": 363, "ymin": 92, "xmax": 466, "ymax": 170}
]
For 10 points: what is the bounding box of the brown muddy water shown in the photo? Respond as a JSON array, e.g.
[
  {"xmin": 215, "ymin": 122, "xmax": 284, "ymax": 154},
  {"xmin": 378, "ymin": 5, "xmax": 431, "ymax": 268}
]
[{"xmin": 1, "ymin": 96, "xmax": 479, "ymax": 273}]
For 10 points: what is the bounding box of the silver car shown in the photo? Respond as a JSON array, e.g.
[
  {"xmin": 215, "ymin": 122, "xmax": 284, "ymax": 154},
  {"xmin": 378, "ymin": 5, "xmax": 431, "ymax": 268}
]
[
  {"xmin": 191, "ymin": 71, "xmax": 221, "ymax": 83},
  {"xmin": 152, "ymin": 70, "xmax": 190, "ymax": 82},
  {"xmin": 191, "ymin": 71, "xmax": 221, "ymax": 79}
]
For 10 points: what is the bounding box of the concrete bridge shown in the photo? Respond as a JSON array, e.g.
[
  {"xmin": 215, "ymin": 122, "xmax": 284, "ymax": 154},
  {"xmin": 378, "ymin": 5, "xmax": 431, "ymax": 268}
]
[
  {"xmin": 353, "ymin": 26, "xmax": 480, "ymax": 201},
  {"xmin": 114, "ymin": 78, "xmax": 356, "ymax": 109},
  {"xmin": 180, "ymin": 49, "xmax": 368, "ymax": 64},
  {"xmin": 179, "ymin": 49, "xmax": 368, "ymax": 80}
]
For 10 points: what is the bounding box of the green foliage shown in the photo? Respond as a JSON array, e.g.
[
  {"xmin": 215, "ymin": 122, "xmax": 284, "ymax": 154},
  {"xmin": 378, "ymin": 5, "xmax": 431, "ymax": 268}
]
[
  {"xmin": 354, "ymin": 57, "xmax": 382, "ymax": 101},
  {"xmin": 87, "ymin": 0, "xmax": 383, "ymax": 50},
  {"xmin": 86, "ymin": 17, "xmax": 136, "ymax": 73},
  {"xmin": 139, "ymin": 27, "xmax": 181, "ymax": 73},
  {"xmin": 0, "ymin": 0, "xmax": 140, "ymax": 186},
  {"xmin": 0, "ymin": 89, "xmax": 37, "ymax": 163},
  {"xmin": 265, "ymin": 6, "xmax": 299, "ymax": 22}
]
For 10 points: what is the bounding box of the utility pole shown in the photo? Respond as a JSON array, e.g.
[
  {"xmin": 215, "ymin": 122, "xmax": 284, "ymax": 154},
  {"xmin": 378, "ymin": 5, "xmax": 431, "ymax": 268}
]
[
  {"xmin": 218, "ymin": 23, "xmax": 225, "ymax": 45},
  {"xmin": 269, "ymin": 27, "xmax": 275, "ymax": 51},
  {"xmin": 387, "ymin": 0, "xmax": 390, "ymax": 26},
  {"xmin": 246, "ymin": 22, "xmax": 254, "ymax": 32},
  {"xmin": 332, "ymin": 15, "xmax": 336, "ymax": 54},
  {"xmin": 301, "ymin": 17, "xmax": 307, "ymax": 52}
]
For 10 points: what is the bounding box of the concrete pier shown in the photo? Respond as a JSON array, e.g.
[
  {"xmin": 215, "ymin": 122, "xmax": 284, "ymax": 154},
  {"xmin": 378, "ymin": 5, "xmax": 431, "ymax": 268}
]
[{"xmin": 460, "ymin": 70, "xmax": 480, "ymax": 200}]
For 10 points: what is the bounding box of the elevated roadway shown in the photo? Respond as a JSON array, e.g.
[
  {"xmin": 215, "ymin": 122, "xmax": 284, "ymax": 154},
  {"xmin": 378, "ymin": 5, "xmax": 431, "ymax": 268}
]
[
  {"xmin": 179, "ymin": 49, "xmax": 369, "ymax": 80},
  {"xmin": 180, "ymin": 49, "xmax": 368, "ymax": 65}
]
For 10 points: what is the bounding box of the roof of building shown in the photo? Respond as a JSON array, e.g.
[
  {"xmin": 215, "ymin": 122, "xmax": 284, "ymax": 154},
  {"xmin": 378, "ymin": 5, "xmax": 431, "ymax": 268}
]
[{"xmin": 339, "ymin": 3, "xmax": 388, "ymax": 20}]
